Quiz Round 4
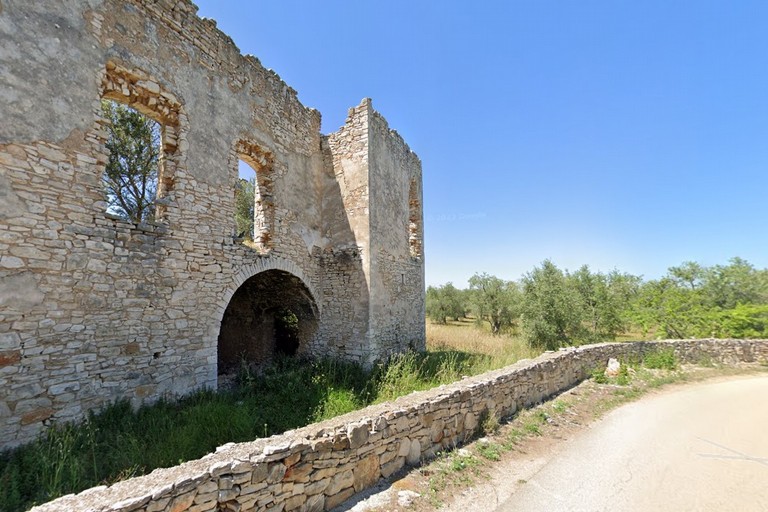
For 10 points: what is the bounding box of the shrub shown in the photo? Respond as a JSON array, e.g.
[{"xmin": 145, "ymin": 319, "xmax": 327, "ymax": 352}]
[{"xmin": 643, "ymin": 348, "xmax": 678, "ymax": 370}]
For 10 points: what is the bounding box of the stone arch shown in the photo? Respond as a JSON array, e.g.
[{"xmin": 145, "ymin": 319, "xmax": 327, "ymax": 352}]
[
  {"xmin": 220, "ymin": 256, "xmax": 320, "ymax": 315},
  {"xmin": 216, "ymin": 257, "xmax": 320, "ymax": 375}
]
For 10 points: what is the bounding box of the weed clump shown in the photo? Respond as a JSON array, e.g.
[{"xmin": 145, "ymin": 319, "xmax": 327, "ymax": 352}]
[
  {"xmin": 591, "ymin": 367, "xmax": 608, "ymax": 383},
  {"xmin": 643, "ymin": 348, "xmax": 678, "ymax": 370}
]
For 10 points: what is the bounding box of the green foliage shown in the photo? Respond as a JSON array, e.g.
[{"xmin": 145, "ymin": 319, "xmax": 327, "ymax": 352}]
[
  {"xmin": 476, "ymin": 440, "xmax": 502, "ymax": 461},
  {"xmin": 571, "ymin": 266, "xmax": 639, "ymax": 343},
  {"xmin": 479, "ymin": 409, "xmax": 500, "ymax": 435},
  {"xmin": 373, "ymin": 351, "xmax": 424, "ymax": 401},
  {"xmin": 591, "ymin": 367, "xmax": 608, "ymax": 384},
  {"xmin": 520, "ymin": 260, "xmax": 583, "ymax": 349},
  {"xmin": 668, "ymin": 261, "xmax": 705, "ymax": 290},
  {"xmin": 643, "ymin": 348, "xmax": 678, "ymax": 370},
  {"xmin": 430, "ymin": 256, "xmax": 768, "ymax": 350},
  {"xmin": 426, "ymin": 283, "xmax": 468, "ymax": 324},
  {"xmin": 712, "ymin": 304, "xmax": 768, "ymax": 338},
  {"xmin": 234, "ymin": 176, "xmax": 255, "ymax": 240},
  {"xmin": 521, "ymin": 411, "xmax": 548, "ymax": 435},
  {"xmin": 468, "ymin": 273, "xmax": 520, "ymax": 335},
  {"xmin": 703, "ymin": 257, "xmax": 766, "ymax": 309},
  {"xmin": 630, "ymin": 258, "xmax": 768, "ymax": 339},
  {"xmin": 632, "ymin": 278, "xmax": 711, "ymax": 338},
  {"xmin": 101, "ymin": 100, "xmax": 160, "ymax": 223},
  {"xmin": 615, "ymin": 364, "xmax": 631, "ymax": 386}
]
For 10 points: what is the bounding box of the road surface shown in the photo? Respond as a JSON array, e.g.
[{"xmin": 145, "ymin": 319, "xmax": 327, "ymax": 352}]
[{"xmin": 496, "ymin": 375, "xmax": 768, "ymax": 512}]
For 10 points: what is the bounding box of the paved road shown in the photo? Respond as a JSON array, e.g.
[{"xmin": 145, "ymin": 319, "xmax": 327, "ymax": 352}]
[{"xmin": 496, "ymin": 375, "xmax": 768, "ymax": 512}]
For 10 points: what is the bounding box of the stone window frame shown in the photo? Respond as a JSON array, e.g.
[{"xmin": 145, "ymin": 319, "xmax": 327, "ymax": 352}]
[
  {"xmin": 408, "ymin": 176, "xmax": 423, "ymax": 259},
  {"xmin": 232, "ymin": 139, "xmax": 276, "ymax": 253},
  {"xmin": 96, "ymin": 61, "xmax": 186, "ymax": 222}
]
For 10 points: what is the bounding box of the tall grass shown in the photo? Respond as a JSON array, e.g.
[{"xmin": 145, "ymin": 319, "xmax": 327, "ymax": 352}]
[
  {"xmin": 426, "ymin": 319, "xmax": 537, "ymax": 362},
  {"xmin": 0, "ymin": 321, "xmax": 536, "ymax": 512}
]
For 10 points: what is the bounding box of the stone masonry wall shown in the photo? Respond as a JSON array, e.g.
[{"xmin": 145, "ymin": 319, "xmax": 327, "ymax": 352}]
[
  {"xmin": 0, "ymin": 0, "xmax": 425, "ymax": 447},
  {"xmin": 368, "ymin": 105, "xmax": 425, "ymax": 359},
  {"xmin": 325, "ymin": 100, "xmax": 426, "ymax": 364},
  {"xmin": 30, "ymin": 339, "xmax": 768, "ymax": 512}
]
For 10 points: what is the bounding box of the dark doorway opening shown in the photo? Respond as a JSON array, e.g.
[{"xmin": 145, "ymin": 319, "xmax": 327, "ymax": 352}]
[
  {"xmin": 274, "ymin": 308, "xmax": 300, "ymax": 356},
  {"xmin": 217, "ymin": 270, "xmax": 318, "ymax": 376}
]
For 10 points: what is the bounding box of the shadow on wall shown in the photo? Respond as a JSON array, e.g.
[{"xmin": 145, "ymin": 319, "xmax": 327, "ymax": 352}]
[{"xmin": 217, "ymin": 269, "xmax": 319, "ymax": 374}]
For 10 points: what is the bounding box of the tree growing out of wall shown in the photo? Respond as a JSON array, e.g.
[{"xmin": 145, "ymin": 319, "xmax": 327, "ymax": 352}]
[{"xmin": 101, "ymin": 100, "xmax": 160, "ymax": 223}]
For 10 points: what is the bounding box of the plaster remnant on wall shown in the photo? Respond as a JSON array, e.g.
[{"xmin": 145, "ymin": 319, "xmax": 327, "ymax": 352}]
[
  {"xmin": 0, "ymin": 172, "xmax": 28, "ymax": 218},
  {"xmin": 0, "ymin": 0, "xmax": 106, "ymax": 144},
  {"xmin": 0, "ymin": 273, "xmax": 44, "ymax": 309}
]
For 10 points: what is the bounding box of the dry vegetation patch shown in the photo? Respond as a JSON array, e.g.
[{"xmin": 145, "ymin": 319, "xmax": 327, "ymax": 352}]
[{"xmin": 426, "ymin": 319, "xmax": 536, "ymax": 362}]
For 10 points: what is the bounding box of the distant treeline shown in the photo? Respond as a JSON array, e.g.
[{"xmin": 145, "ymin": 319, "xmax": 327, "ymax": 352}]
[{"xmin": 427, "ymin": 257, "xmax": 768, "ymax": 350}]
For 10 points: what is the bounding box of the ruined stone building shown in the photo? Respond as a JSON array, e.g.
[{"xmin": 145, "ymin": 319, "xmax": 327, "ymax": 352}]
[{"xmin": 0, "ymin": 0, "xmax": 425, "ymax": 447}]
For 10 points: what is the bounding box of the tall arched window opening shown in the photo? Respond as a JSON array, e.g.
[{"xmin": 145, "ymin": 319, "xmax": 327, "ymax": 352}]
[{"xmin": 233, "ymin": 140, "xmax": 275, "ymax": 253}]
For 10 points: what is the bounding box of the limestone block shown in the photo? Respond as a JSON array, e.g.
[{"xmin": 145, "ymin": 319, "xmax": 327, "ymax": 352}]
[
  {"xmin": 325, "ymin": 469, "xmax": 353, "ymax": 496},
  {"xmin": 397, "ymin": 438, "xmax": 411, "ymax": 457},
  {"xmin": 406, "ymin": 439, "xmax": 421, "ymax": 466},
  {"xmin": 464, "ymin": 412, "xmax": 477, "ymax": 433},
  {"xmin": 0, "ymin": 402, "xmax": 12, "ymax": 418},
  {"xmin": 0, "ymin": 174, "xmax": 28, "ymax": 218},
  {"xmin": 193, "ymin": 489, "xmax": 217, "ymax": 506},
  {"xmin": 217, "ymin": 487, "xmax": 239, "ymax": 502},
  {"xmin": 20, "ymin": 407, "xmax": 53, "ymax": 425},
  {"xmin": 48, "ymin": 381, "xmax": 81, "ymax": 395},
  {"xmin": 283, "ymin": 494, "xmax": 305, "ymax": 511},
  {"xmin": 267, "ymin": 462, "xmax": 287, "ymax": 484},
  {"xmin": 145, "ymin": 495, "xmax": 172, "ymax": 512},
  {"xmin": 110, "ymin": 495, "xmax": 151, "ymax": 512},
  {"xmin": 353, "ymin": 454, "xmax": 379, "ymax": 492},
  {"xmin": 305, "ymin": 494, "xmax": 324, "ymax": 512},
  {"xmin": 0, "ymin": 333, "xmax": 21, "ymax": 352},
  {"xmin": 284, "ymin": 462, "xmax": 312, "ymax": 482},
  {"xmin": 304, "ymin": 478, "xmax": 330, "ymax": 496},
  {"xmin": 380, "ymin": 456, "xmax": 405, "ymax": 478},
  {"xmin": 379, "ymin": 448, "xmax": 397, "ymax": 465},
  {"xmin": 231, "ymin": 471, "xmax": 251, "ymax": 485},
  {"xmin": 324, "ymin": 486, "xmax": 355, "ymax": 510},
  {"xmin": 168, "ymin": 490, "xmax": 197, "ymax": 512},
  {"xmin": 0, "ymin": 256, "xmax": 24, "ymax": 268}
]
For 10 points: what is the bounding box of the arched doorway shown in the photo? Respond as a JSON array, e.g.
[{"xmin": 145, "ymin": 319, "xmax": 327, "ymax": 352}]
[{"xmin": 217, "ymin": 269, "xmax": 319, "ymax": 375}]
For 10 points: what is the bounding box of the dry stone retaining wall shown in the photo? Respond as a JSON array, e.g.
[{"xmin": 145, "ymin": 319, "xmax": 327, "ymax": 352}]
[{"xmin": 31, "ymin": 339, "xmax": 768, "ymax": 512}]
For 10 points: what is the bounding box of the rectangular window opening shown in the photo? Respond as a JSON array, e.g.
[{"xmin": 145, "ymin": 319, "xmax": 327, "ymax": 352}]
[{"xmin": 101, "ymin": 99, "xmax": 163, "ymax": 224}]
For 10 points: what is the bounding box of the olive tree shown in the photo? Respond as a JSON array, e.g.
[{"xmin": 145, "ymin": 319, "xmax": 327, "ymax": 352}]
[{"xmin": 468, "ymin": 273, "xmax": 520, "ymax": 335}]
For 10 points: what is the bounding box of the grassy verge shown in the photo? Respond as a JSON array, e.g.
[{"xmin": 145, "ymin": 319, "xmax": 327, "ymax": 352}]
[{"xmin": 0, "ymin": 322, "xmax": 536, "ymax": 512}]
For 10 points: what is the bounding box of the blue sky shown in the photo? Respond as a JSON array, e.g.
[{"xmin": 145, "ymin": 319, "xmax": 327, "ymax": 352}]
[{"xmin": 196, "ymin": 1, "xmax": 768, "ymax": 287}]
